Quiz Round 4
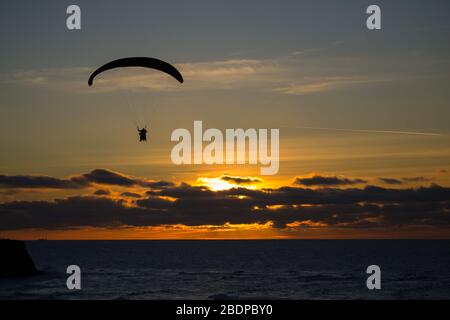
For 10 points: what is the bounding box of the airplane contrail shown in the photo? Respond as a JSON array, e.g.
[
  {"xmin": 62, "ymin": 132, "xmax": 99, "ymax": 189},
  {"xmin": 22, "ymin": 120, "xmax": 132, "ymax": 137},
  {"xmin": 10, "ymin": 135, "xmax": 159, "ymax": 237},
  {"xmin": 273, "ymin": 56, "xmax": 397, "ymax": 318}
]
[{"xmin": 280, "ymin": 126, "xmax": 443, "ymax": 136}]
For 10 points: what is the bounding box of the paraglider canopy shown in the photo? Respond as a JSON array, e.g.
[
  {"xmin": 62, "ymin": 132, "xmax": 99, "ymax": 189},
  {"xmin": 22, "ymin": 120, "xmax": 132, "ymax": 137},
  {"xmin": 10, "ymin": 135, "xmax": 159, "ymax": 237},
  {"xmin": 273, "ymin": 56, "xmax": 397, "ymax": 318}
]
[{"xmin": 88, "ymin": 57, "xmax": 184, "ymax": 86}]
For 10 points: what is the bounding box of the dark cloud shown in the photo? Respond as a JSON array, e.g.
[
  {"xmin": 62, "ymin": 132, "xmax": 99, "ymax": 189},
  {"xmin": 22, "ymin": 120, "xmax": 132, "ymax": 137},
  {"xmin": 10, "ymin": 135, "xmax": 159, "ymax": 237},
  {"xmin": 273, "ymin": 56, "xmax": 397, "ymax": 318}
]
[
  {"xmin": 1, "ymin": 181, "xmax": 449, "ymax": 231},
  {"xmin": 93, "ymin": 189, "xmax": 110, "ymax": 196},
  {"xmin": 0, "ymin": 169, "xmax": 134, "ymax": 190},
  {"xmin": 159, "ymin": 183, "xmax": 213, "ymax": 198},
  {"xmin": 378, "ymin": 177, "xmax": 403, "ymax": 185},
  {"xmin": 294, "ymin": 174, "xmax": 366, "ymax": 186},
  {"xmin": 74, "ymin": 169, "xmax": 175, "ymax": 189},
  {"xmin": 0, "ymin": 174, "xmax": 86, "ymax": 189},
  {"xmin": 136, "ymin": 197, "xmax": 173, "ymax": 209},
  {"xmin": 219, "ymin": 175, "xmax": 262, "ymax": 185},
  {"xmin": 0, "ymin": 196, "xmax": 142, "ymax": 230},
  {"xmin": 0, "ymin": 169, "xmax": 175, "ymax": 191},
  {"xmin": 138, "ymin": 180, "xmax": 175, "ymax": 189},
  {"xmin": 74, "ymin": 169, "xmax": 136, "ymax": 186},
  {"xmin": 120, "ymin": 192, "xmax": 142, "ymax": 198},
  {"xmin": 402, "ymin": 177, "xmax": 434, "ymax": 182}
]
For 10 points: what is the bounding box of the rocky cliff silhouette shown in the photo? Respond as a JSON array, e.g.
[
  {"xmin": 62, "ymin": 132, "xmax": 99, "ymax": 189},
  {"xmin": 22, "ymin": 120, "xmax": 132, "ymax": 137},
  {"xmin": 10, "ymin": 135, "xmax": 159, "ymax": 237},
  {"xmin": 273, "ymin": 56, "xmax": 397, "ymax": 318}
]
[{"xmin": 0, "ymin": 239, "xmax": 38, "ymax": 278}]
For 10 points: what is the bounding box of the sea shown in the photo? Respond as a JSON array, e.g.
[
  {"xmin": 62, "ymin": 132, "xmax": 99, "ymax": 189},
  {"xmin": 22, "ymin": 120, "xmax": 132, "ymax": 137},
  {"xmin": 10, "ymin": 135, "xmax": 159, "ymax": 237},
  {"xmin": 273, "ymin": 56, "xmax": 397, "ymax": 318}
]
[{"xmin": 1, "ymin": 240, "xmax": 450, "ymax": 299}]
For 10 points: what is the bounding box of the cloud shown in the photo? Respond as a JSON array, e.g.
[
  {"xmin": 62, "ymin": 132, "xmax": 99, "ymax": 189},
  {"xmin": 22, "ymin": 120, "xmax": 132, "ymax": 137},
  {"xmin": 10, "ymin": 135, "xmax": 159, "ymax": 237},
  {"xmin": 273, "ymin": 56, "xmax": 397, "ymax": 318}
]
[
  {"xmin": 120, "ymin": 192, "xmax": 143, "ymax": 198},
  {"xmin": 402, "ymin": 177, "xmax": 434, "ymax": 182},
  {"xmin": 6, "ymin": 59, "xmax": 282, "ymax": 93},
  {"xmin": 75, "ymin": 169, "xmax": 136, "ymax": 186},
  {"xmin": 93, "ymin": 189, "xmax": 110, "ymax": 196},
  {"xmin": 294, "ymin": 174, "xmax": 367, "ymax": 186},
  {"xmin": 0, "ymin": 174, "xmax": 86, "ymax": 189},
  {"xmin": 378, "ymin": 177, "xmax": 404, "ymax": 185},
  {"xmin": 379, "ymin": 176, "xmax": 437, "ymax": 185},
  {"xmin": 6, "ymin": 55, "xmax": 409, "ymax": 95},
  {"xmin": 273, "ymin": 76, "xmax": 385, "ymax": 95},
  {"xmin": 7, "ymin": 67, "xmax": 91, "ymax": 92},
  {"xmin": 219, "ymin": 175, "xmax": 262, "ymax": 185},
  {"xmin": 1, "ymin": 171, "xmax": 449, "ymax": 231},
  {"xmin": 138, "ymin": 180, "xmax": 175, "ymax": 189},
  {"xmin": 0, "ymin": 169, "xmax": 175, "ymax": 192},
  {"xmin": 88, "ymin": 59, "xmax": 280, "ymax": 92}
]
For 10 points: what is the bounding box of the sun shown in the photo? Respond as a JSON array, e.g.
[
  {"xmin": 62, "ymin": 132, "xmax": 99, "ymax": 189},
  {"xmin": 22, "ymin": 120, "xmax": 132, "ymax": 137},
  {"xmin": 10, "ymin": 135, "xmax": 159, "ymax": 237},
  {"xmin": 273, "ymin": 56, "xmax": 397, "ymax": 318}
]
[
  {"xmin": 196, "ymin": 174, "xmax": 263, "ymax": 191},
  {"xmin": 196, "ymin": 177, "xmax": 237, "ymax": 191}
]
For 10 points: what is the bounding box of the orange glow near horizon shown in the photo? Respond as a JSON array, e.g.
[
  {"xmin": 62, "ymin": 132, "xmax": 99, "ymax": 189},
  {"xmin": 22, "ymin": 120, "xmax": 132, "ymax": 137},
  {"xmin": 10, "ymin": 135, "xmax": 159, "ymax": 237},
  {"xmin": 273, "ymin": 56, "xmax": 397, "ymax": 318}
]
[{"xmin": 2, "ymin": 224, "xmax": 450, "ymax": 240}]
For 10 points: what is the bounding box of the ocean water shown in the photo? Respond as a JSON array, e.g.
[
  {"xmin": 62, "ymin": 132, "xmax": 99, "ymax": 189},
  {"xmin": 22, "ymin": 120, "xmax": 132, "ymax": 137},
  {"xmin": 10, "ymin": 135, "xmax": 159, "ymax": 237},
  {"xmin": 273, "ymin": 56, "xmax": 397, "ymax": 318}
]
[{"xmin": 1, "ymin": 240, "xmax": 450, "ymax": 299}]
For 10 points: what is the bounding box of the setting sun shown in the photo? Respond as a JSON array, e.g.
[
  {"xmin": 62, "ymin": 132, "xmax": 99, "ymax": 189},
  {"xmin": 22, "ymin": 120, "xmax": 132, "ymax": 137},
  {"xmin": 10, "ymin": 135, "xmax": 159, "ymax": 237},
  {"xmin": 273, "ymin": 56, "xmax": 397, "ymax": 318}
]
[
  {"xmin": 196, "ymin": 177, "xmax": 238, "ymax": 191},
  {"xmin": 196, "ymin": 174, "xmax": 262, "ymax": 191}
]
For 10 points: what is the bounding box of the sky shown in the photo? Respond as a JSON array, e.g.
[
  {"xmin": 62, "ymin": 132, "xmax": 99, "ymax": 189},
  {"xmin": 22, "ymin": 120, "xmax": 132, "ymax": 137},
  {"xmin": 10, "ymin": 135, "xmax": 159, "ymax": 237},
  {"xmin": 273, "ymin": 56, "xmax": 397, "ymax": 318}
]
[{"xmin": 0, "ymin": 0, "xmax": 450, "ymax": 239}]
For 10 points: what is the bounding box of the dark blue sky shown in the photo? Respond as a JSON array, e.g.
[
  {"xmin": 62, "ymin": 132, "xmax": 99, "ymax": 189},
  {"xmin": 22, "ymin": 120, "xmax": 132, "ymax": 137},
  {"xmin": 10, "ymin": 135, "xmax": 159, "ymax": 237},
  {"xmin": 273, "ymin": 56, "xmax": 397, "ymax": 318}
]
[{"xmin": 1, "ymin": 0, "xmax": 449, "ymax": 70}]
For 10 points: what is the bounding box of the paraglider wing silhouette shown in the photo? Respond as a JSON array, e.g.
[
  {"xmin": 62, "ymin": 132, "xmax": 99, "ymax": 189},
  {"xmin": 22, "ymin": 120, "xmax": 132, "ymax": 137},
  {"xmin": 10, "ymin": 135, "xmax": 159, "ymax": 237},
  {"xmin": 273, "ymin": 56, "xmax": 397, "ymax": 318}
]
[{"xmin": 88, "ymin": 57, "xmax": 184, "ymax": 86}]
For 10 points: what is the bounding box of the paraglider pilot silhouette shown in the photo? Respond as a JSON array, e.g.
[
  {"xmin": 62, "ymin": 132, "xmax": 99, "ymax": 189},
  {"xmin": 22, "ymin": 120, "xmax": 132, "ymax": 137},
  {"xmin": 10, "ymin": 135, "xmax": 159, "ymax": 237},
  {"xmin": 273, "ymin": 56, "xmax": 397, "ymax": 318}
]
[
  {"xmin": 137, "ymin": 125, "xmax": 148, "ymax": 142},
  {"xmin": 88, "ymin": 57, "xmax": 183, "ymax": 142}
]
